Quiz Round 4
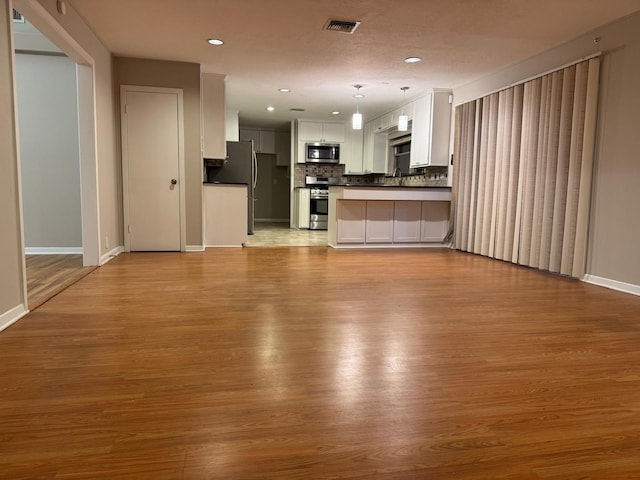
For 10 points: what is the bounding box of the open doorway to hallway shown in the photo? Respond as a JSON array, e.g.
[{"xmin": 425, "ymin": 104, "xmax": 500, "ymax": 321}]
[{"xmin": 12, "ymin": 9, "xmax": 97, "ymax": 309}]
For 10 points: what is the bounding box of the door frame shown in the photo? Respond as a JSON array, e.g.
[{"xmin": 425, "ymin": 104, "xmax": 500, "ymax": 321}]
[{"xmin": 120, "ymin": 85, "xmax": 186, "ymax": 252}]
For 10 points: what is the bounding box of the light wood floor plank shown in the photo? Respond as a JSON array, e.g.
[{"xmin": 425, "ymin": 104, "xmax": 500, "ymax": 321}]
[
  {"xmin": 2, "ymin": 248, "xmax": 640, "ymax": 479},
  {"xmin": 25, "ymin": 254, "xmax": 96, "ymax": 310}
]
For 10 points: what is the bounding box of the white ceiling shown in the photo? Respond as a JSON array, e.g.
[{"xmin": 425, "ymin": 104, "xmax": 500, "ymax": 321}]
[{"xmin": 67, "ymin": 0, "xmax": 640, "ymax": 129}]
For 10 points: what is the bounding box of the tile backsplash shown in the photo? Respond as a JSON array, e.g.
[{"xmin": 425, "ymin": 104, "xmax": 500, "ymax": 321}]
[{"xmin": 294, "ymin": 164, "xmax": 450, "ymax": 187}]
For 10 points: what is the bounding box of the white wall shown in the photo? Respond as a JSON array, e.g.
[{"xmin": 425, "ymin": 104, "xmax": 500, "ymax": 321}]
[
  {"xmin": 15, "ymin": 53, "xmax": 82, "ymax": 249},
  {"xmin": 454, "ymin": 11, "xmax": 640, "ymax": 290}
]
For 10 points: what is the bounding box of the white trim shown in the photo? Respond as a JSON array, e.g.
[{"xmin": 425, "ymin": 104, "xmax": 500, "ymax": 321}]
[
  {"xmin": 329, "ymin": 243, "xmax": 452, "ymax": 249},
  {"xmin": 120, "ymin": 85, "xmax": 186, "ymax": 252},
  {"xmin": 0, "ymin": 304, "xmax": 29, "ymax": 333},
  {"xmin": 582, "ymin": 275, "xmax": 640, "ymax": 297},
  {"xmin": 25, "ymin": 247, "xmax": 83, "ymax": 255},
  {"xmin": 100, "ymin": 245, "xmax": 124, "ymax": 265},
  {"xmin": 186, "ymin": 245, "xmax": 205, "ymax": 252},
  {"xmin": 204, "ymin": 244, "xmax": 243, "ymax": 249}
]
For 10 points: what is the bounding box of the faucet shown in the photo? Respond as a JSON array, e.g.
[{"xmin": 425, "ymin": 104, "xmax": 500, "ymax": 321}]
[{"xmin": 392, "ymin": 167, "xmax": 402, "ymax": 178}]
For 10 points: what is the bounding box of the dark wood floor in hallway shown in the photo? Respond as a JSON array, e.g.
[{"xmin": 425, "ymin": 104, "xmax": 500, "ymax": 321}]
[{"xmin": 2, "ymin": 247, "xmax": 640, "ymax": 479}]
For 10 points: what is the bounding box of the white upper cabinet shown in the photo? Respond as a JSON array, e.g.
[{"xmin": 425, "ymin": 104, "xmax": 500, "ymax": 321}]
[
  {"xmin": 201, "ymin": 73, "xmax": 226, "ymax": 158},
  {"xmin": 410, "ymin": 91, "xmax": 452, "ymax": 168},
  {"xmin": 298, "ymin": 121, "xmax": 346, "ymax": 143},
  {"xmin": 343, "ymin": 127, "xmax": 364, "ymax": 173},
  {"xmin": 239, "ymin": 128, "xmax": 276, "ymax": 154}
]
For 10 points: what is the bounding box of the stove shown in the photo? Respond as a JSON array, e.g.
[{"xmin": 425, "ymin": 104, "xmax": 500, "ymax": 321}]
[{"xmin": 305, "ymin": 176, "xmax": 340, "ymax": 230}]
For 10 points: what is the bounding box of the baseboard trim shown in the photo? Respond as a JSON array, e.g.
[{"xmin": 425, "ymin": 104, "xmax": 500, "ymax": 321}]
[
  {"xmin": 582, "ymin": 275, "xmax": 640, "ymax": 297},
  {"xmin": 329, "ymin": 243, "xmax": 452, "ymax": 249},
  {"xmin": 0, "ymin": 304, "xmax": 29, "ymax": 333},
  {"xmin": 25, "ymin": 247, "xmax": 83, "ymax": 255},
  {"xmin": 204, "ymin": 244, "xmax": 243, "ymax": 248},
  {"xmin": 100, "ymin": 246, "xmax": 124, "ymax": 265},
  {"xmin": 186, "ymin": 245, "xmax": 205, "ymax": 252}
]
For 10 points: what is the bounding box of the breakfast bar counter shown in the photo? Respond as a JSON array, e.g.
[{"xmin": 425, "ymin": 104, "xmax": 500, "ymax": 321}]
[{"xmin": 328, "ymin": 186, "xmax": 452, "ymax": 248}]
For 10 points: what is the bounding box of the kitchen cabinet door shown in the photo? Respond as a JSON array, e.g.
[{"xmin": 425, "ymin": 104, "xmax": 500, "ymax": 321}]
[
  {"xmin": 201, "ymin": 73, "xmax": 226, "ymax": 158},
  {"xmin": 337, "ymin": 200, "xmax": 366, "ymax": 243},
  {"xmin": 365, "ymin": 201, "xmax": 394, "ymax": 243},
  {"xmin": 393, "ymin": 201, "xmax": 422, "ymax": 243},
  {"xmin": 410, "ymin": 91, "xmax": 452, "ymax": 168},
  {"xmin": 421, "ymin": 201, "xmax": 450, "ymax": 242},
  {"xmin": 322, "ymin": 122, "xmax": 346, "ymax": 143},
  {"xmin": 297, "ymin": 188, "xmax": 310, "ymax": 229},
  {"xmin": 240, "ymin": 128, "xmax": 276, "ymax": 154},
  {"xmin": 275, "ymin": 131, "xmax": 291, "ymax": 166},
  {"xmin": 298, "ymin": 121, "xmax": 346, "ymax": 143},
  {"xmin": 344, "ymin": 127, "xmax": 364, "ymax": 174}
]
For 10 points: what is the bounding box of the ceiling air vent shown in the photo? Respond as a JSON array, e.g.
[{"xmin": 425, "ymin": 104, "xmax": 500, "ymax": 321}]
[
  {"xmin": 290, "ymin": 108, "xmax": 305, "ymax": 112},
  {"xmin": 324, "ymin": 19, "xmax": 360, "ymax": 34},
  {"xmin": 13, "ymin": 9, "xmax": 25, "ymax": 23}
]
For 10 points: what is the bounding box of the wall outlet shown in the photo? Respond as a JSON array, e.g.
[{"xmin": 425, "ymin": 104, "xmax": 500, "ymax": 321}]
[{"xmin": 105, "ymin": 236, "xmax": 109, "ymax": 250}]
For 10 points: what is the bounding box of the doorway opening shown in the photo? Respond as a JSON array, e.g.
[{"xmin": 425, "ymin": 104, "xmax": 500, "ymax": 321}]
[{"xmin": 12, "ymin": 3, "xmax": 100, "ymax": 309}]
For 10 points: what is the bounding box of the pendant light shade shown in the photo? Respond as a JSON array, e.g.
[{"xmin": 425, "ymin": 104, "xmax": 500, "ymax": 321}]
[
  {"xmin": 352, "ymin": 84, "xmax": 363, "ymax": 130},
  {"xmin": 352, "ymin": 112, "xmax": 363, "ymax": 130},
  {"xmin": 398, "ymin": 86, "xmax": 410, "ymax": 132}
]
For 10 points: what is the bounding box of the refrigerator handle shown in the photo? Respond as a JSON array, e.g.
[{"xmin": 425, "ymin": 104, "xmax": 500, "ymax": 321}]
[{"xmin": 252, "ymin": 150, "xmax": 258, "ymax": 189}]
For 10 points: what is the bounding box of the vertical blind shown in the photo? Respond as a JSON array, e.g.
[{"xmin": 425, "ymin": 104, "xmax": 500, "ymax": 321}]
[{"xmin": 452, "ymin": 57, "xmax": 600, "ymax": 278}]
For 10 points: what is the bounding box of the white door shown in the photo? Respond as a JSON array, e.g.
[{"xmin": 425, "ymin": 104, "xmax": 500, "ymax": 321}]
[{"xmin": 121, "ymin": 87, "xmax": 184, "ymax": 251}]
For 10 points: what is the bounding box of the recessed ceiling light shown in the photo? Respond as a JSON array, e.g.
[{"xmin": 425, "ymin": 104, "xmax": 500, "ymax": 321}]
[
  {"xmin": 404, "ymin": 56, "xmax": 422, "ymax": 64},
  {"xmin": 331, "ymin": 111, "xmax": 340, "ymax": 115},
  {"xmin": 278, "ymin": 88, "xmax": 291, "ymax": 93},
  {"xmin": 266, "ymin": 106, "xmax": 275, "ymax": 112},
  {"xmin": 207, "ymin": 38, "xmax": 224, "ymax": 46}
]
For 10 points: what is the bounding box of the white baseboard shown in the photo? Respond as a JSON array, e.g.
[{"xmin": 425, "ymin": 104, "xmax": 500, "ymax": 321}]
[
  {"xmin": 100, "ymin": 246, "xmax": 124, "ymax": 265},
  {"xmin": 0, "ymin": 304, "xmax": 29, "ymax": 333},
  {"xmin": 582, "ymin": 274, "xmax": 640, "ymax": 297},
  {"xmin": 186, "ymin": 245, "xmax": 205, "ymax": 252},
  {"xmin": 25, "ymin": 247, "xmax": 83, "ymax": 255},
  {"xmin": 204, "ymin": 244, "xmax": 243, "ymax": 248},
  {"xmin": 329, "ymin": 243, "xmax": 451, "ymax": 249}
]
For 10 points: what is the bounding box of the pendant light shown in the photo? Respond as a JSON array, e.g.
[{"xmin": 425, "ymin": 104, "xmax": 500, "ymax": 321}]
[
  {"xmin": 398, "ymin": 86, "xmax": 410, "ymax": 132},
  {"xmin": 352, "ymin": 84, "xmax": 363, "ymax": 130}
]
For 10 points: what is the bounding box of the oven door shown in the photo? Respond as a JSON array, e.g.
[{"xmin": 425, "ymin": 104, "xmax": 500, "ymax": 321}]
[{"xmin": 309, "ymin": 195, "xmax": 329, "ymax": 230}]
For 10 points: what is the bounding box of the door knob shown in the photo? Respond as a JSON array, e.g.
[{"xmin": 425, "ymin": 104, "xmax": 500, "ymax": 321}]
[{"xmin": 170, "ymin": 179, "xmax": 177, "ymax": 185}]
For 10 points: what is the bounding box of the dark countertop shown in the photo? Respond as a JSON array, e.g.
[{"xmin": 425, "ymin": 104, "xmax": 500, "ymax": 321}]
[
  {"xmin": 203, "ymin": 181, "xmax": 249, "ymax": 186},
  {"xmin": 334, "ymin": 184, "xmax": 451, "ymax": 189}
]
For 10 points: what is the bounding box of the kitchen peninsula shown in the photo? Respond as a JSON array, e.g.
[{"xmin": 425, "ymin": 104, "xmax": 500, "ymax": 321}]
[{"xmin": 328, "ymin": 185, "xmax": 451, "ymax": 248}]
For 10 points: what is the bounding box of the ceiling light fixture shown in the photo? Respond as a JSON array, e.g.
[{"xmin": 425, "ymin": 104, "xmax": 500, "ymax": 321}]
[
  {"xmin": 352, "ymin": 84, "xmax": 363, "ymax": 130},
  {"xmin": 404, "ymin": 56, "xmax": 422, "ymax": 64},
  {"xmin": 266, "ymin": 106, "xmax": 275, "ymax": 112},
  {"xmin": 331, "ymin": 111, "xmax": 340, "ymax": 116},
  {"xmin": 398, "ymin": 86, "xmax": 410, "ymax": 132},
  {"xmin": 278, "ymin": 88, "xmax": 290, "ymax": 93},
  {"xmin": 207, "ymin": 38, "xmax": 224, "ymax": 46}
]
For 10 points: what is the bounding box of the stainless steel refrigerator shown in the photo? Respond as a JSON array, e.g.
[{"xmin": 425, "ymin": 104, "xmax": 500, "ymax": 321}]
[{"xmin": 206, "ymin": 140, "xmax": 256, "ymax": 234}]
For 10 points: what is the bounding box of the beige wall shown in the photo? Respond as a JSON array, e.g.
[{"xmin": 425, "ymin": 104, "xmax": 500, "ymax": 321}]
[
  {"xmin": 114, "ymin": 57, "xmax": 203, "ymax": 246},
  {"xmin": 0, "ymin": 2, "xmax": 26, "ymax": 318},
  {"xmin": 454, "ymin": 12, "xmax": 640, "ymax": 288}
]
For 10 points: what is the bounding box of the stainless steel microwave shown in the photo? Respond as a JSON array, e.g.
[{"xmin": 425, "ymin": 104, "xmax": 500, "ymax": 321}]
[{"xmin": 305, "ymin": 143, "xmax": 340, "ymax": 163}]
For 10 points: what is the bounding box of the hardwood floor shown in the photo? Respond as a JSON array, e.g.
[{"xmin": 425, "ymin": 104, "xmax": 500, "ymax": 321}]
[
  {"xmin": 3, "ymin": 248, "xmax": 640, "ymax": 479},
  {"xmin": 25, "ymin": 254, "xmax": 96, "ymax": 310}
]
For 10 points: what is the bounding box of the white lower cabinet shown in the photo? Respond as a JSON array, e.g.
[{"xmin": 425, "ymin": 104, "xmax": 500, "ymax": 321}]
[
  {"xmin": 337, "ymin": 200, "xmax": 366, "ymax": 243},
  {"xmin": 421, "ymin": 201, "xmax": 450, "ymax": 242},
  {"xmin": 296, "ymin": 188, "xmax": 310, "ymax": 229},
  {"xmin": 365, "ymin": 201, "xmax": 394, "ymax": 243},
  {"xmin": 393, "ymin": 201, "xmax": 422, "ymax": 243}
]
